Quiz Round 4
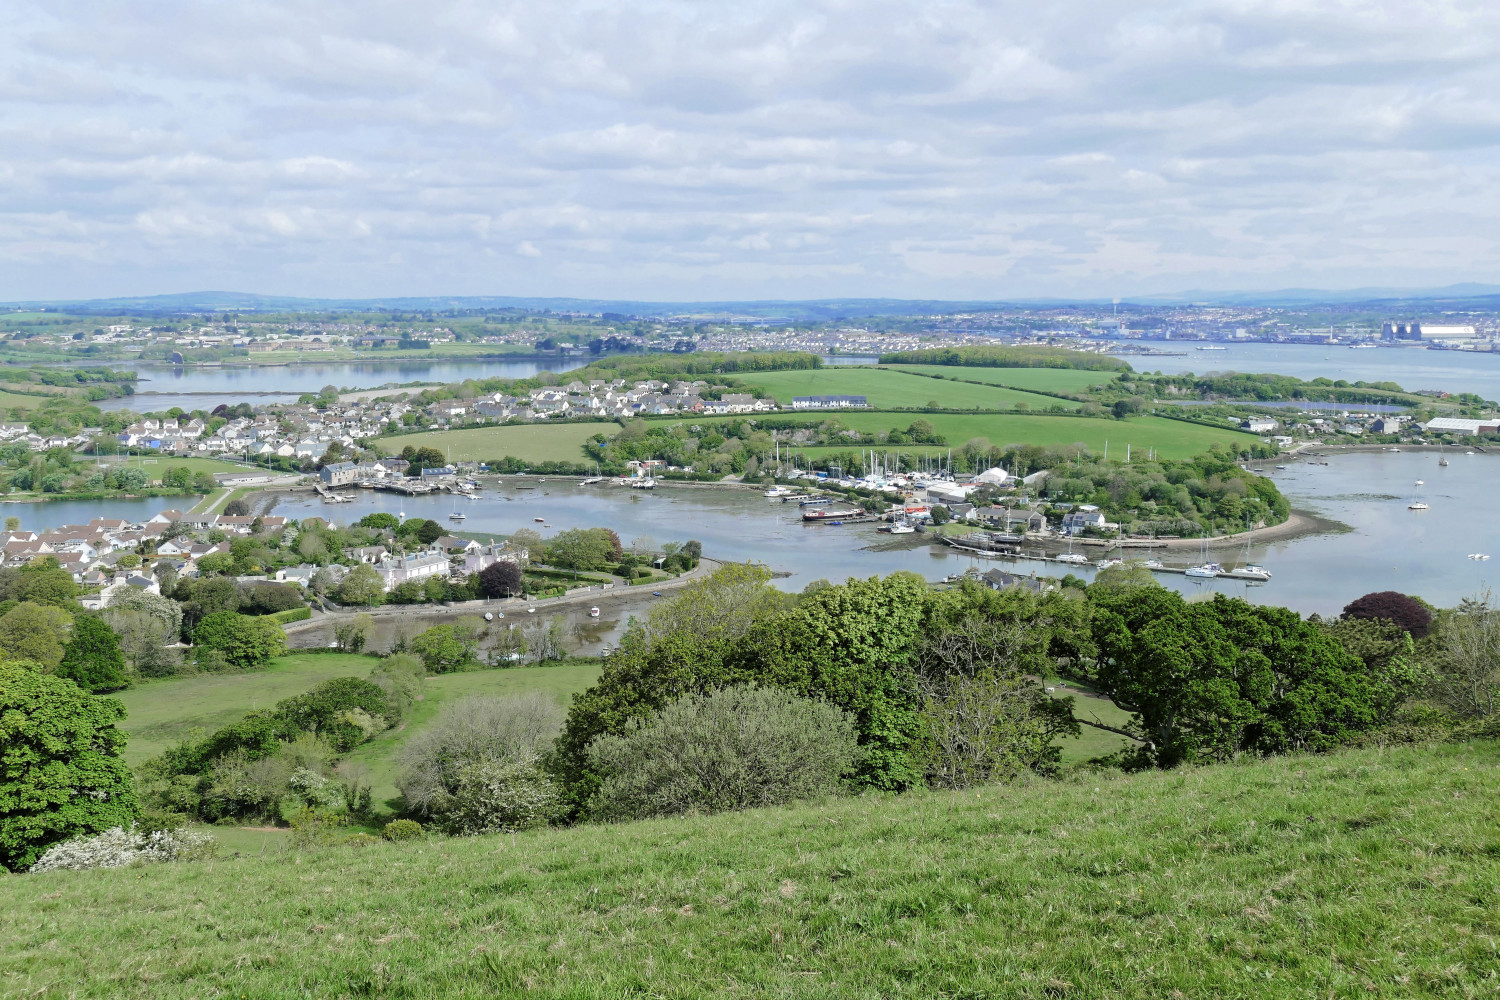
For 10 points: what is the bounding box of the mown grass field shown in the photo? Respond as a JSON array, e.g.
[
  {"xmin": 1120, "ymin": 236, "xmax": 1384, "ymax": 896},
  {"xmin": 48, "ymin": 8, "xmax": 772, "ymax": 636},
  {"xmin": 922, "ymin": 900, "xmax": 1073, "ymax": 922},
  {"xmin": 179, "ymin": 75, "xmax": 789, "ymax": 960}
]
[
  {"xmin": 884, "ymin": 364, "xmax": 1122, "ymax": 394},
  {"xmin": 0, "ymin": 389, "xmax": 50, "ymax": 410},
  {"xmin": 379, "ymin": 423, "xmax": 610, "ymax": 463},
  {"xmin": 698, "ymin": 412, "xmax": 1257, "ymax": 461},
  {"xmin": 93, "ymin": 456, "xmax": 260, "ymax": 478},
  {"xmin": 728, "ymin": 367, "xmax": 1075, "ymax": 411},
  {"xmin": 7, "ymin": 740, "xmax": 1497, "ymax": 998}
]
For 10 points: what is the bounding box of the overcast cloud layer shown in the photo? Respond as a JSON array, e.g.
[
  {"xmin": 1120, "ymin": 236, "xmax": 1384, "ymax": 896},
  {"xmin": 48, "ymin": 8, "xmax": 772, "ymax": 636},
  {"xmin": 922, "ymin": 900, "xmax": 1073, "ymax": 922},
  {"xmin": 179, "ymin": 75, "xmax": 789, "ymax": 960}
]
[{"xmin": 3, "ymin": 0, "xmax": 1499, "ymax": 301}]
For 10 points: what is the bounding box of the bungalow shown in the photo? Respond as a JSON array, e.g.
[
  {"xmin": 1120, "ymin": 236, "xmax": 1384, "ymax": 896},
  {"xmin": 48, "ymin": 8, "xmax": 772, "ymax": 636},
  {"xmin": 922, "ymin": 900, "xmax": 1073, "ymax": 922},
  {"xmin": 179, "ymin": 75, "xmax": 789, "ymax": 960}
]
[{"xmin": 982, "ymin": 569, "xmax": 1048, "ymax": 594}]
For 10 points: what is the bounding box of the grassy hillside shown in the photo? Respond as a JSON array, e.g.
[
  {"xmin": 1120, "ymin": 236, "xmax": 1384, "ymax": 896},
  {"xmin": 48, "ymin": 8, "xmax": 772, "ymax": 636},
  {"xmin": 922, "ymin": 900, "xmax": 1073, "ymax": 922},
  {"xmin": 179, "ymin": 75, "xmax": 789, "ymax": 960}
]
[
  {"xmin": 885, "ymin": 364, "xmax": 1121, "ymax": 394},
  {"xmin": 348, "ymin": 661, "xmax": 602, "ymax": 808},
  {"xmin": 7, "ymin": 740, "xmax": 1497, "ymax": 998},
  {"xmin": 115, "ymin": 653, "xmax": 602, "ymax": 806},
  {"xmin": 114, "ymin": 653, "xmax": 384, "ymax": 764},
  {"xmin": 728, "ymin": 367, "xmax": 1075, "ymax": 411},
  {"xmin": 379, "ymin": 422, "xmax": 610, "ymax": 463}
]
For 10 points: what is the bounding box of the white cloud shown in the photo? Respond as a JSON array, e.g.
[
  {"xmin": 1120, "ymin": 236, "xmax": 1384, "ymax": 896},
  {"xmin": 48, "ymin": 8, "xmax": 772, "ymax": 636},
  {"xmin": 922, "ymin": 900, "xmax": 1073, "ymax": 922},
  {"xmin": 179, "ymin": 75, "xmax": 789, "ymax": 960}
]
[{"xmin": 2, "ymin": 0, "xmax": 1500, "ymax": 299}]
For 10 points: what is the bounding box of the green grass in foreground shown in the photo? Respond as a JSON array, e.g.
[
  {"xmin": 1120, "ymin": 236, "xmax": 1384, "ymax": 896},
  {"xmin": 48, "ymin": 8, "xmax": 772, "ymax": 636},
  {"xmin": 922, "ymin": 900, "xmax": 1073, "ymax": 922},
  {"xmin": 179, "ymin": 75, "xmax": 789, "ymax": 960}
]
[
  {"xmin": 728, "ymin": 367, "xmax": 1075, "ymax": 411},
  {"xmin": 6, "ymin": 741, "xmax": 1498, "ymax": 998},
  {"xmin": 885, "ymin": 364, "xmax": 1122, "ymax": 394},
  {"xmin": 380, "ymin": 423, "xmax": 609, "ymax": 463}
]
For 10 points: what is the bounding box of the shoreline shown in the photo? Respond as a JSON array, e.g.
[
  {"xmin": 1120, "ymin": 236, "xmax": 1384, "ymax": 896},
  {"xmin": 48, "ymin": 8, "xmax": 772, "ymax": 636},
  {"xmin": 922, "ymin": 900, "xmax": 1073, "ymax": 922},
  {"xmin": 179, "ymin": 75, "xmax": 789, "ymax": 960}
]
[{"xmin": 1141, "ymin": 510, "xmax": 1346, "ymax": 551}]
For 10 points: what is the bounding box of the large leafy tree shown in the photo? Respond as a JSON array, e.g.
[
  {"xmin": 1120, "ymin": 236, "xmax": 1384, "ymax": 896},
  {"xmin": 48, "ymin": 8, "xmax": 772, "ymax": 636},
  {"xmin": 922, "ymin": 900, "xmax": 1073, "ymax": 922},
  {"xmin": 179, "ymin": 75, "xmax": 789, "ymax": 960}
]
[
  {"xmin": 479, "ymin": 560, "xmax": 523, "ymax": 598},
  {"xmin": 193, "ymin": 612, "xmax": 286, "ymax": 670},
  {"xmin": 0, "ymin": 662, "xmax": 138, "ymax": 871},
  {"xmin": 1087, "ymin": 590, "xmax": 1422, "ymax": 768},
  {"xmin": 56, "ymin": 615, "xmax": 128, "ymax": 693},
  {"xmin": 0, "ymin": 601, "xmax": 74, "ymax": 669},
  {"xmin": 337, "ymin": 564, "xmax": 385, "ymax": 607},
  {"xmin": 1342, "ymin": 591, "xmax": 1433, "ymax": 639},
  {"xmin": 552, "ymin": 563, "xmax": 790, "ymax": 812}
]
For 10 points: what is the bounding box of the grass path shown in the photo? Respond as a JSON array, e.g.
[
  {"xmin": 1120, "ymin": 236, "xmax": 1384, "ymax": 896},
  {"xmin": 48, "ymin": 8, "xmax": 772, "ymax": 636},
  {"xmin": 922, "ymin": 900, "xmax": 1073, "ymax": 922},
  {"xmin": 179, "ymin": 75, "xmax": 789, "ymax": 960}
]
[{"xmin": 7, "ymin": 740, "xmax": 1497, "ymax": 998}]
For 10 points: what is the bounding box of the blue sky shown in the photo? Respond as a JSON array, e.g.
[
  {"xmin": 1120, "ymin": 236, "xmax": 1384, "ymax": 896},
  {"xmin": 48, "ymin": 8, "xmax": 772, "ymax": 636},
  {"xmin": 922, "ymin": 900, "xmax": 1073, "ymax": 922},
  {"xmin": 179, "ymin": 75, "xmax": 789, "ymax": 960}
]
[{"xmin": 3, "ymin": 0, "xmax": 1498, "ymax": 301}]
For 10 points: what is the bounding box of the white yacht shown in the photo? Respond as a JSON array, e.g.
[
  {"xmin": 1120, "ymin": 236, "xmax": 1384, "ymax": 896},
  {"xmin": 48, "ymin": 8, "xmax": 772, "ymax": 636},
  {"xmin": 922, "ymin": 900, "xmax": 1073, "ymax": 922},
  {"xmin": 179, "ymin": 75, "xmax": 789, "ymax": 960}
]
[
  {"xmin": 888, "ymin": 522, "xmax": 915, "ymax": 535},
  {"xmin": 1185, "ymin": 562, "xmax": 1223, "ymax": 579},
  {"xmin": 1408, "ymin": 501, "xmax": 1429, "ymax": 510}
]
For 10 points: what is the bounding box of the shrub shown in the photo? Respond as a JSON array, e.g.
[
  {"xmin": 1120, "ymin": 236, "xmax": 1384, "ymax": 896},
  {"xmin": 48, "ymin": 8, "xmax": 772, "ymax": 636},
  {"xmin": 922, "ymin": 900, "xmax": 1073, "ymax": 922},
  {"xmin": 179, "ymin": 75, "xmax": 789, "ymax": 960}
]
[
  {"xmin": 432, "ymin": 754, "xmax": 562, "ymax": 835},
  {"xmin": 382, "ymin": 819, "xmax": 423, "ymax": 841},
  {"xmin": 271, "ymin": 607, "xmax": 312, "ymax": 624},
  {"xmin": 410, "ymin": 621, "xmax": 482, "ymax": 673},
  {"xmin": 344, "ymin": 832, "xmax": 381, "ymax": 848},
  {"xmin": 1342, "ymin": 591, "xmax": 1433, "ymax": 639},
  {"xmin": 397, "ymin": 693, "xmax": 563, "ymax": 820},
  {"xmin": 369, "ymin": 653, "xmax": 424, "ymax": 717},
  {"xmin": 275, "ymin": 676, "xmax": 394, "ymax": 749},
  {"xmin": 583, "ymin": 686, "xmax": 857, "ymax": 822},
  {"xmin": 0, "ymin": 663, "xmax": 138, "ymax": 872},
  {"xmin": 28, "ymin": 826, "xmax": 217, "ymax": 873},
  {"xmin": 238, "ymin": 582, "xmax": 305, "ymax": 616}
]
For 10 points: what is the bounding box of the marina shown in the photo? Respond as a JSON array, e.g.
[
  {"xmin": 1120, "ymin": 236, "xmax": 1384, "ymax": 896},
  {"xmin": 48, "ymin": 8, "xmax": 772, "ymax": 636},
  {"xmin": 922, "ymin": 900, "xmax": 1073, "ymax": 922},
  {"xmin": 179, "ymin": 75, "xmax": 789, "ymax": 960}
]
[{"xmin": 261, "ymin": 448, "xmax": 1498, "ymax": 617}]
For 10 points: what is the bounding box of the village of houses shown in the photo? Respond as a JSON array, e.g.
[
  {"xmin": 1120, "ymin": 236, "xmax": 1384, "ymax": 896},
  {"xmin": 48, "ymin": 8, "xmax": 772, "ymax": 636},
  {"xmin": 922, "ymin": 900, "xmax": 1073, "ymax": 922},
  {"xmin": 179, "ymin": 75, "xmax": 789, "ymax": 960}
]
[{"xmin": 3, "ymin": 509, "xmax": 522, "ymax": 609}]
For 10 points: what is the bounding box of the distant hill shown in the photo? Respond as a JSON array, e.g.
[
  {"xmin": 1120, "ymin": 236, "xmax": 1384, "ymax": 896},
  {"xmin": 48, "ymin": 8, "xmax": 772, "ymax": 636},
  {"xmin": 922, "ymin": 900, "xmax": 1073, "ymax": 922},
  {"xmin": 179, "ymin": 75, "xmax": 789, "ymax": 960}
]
[{"xmin": 9, "ymin": 284, "xmax": 1500, "ymax": 318}]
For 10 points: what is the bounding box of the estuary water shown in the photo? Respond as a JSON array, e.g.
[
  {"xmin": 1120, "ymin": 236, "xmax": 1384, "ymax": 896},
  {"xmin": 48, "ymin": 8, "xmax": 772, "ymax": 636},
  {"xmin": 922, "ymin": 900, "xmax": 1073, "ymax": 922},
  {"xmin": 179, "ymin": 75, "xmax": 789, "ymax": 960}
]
[
  {"xmin": 97, "ymin": 358, "xmax": 595, "ymax": 411},
  {"xmin": 270, "ymin": 449, "xmax": 1500, "ymax": 618},
  {"xmin": 96, "ymin": 355, "xmax": 881, "ymax": 412},
  {"xmin": 1113, "ymin": 342, "xmax": 1500, "ymax": 401}
]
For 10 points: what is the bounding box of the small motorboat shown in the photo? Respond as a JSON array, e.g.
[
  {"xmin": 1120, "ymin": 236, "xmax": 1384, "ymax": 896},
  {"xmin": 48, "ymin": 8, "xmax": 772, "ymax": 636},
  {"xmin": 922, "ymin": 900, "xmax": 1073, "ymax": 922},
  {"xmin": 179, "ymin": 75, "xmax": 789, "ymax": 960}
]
[
  {"xmin": 1468, "ymin": 553, "xmax": 1491, "ymax": 561},
  {"xmin": 589, "ymin": 606, "xmax": 600, "ymax": 618},
  {"xmin": 533, "ymin": 517, "xmax": 545, "ymax": 523}
]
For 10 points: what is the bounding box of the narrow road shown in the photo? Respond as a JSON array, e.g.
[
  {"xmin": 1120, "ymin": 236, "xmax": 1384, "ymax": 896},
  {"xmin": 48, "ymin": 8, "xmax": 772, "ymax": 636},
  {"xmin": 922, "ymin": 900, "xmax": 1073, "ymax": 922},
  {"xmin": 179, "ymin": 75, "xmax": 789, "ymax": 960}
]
[{"xmin": 282, "ymin": 557, "xmax": 719, "ymax": 644}]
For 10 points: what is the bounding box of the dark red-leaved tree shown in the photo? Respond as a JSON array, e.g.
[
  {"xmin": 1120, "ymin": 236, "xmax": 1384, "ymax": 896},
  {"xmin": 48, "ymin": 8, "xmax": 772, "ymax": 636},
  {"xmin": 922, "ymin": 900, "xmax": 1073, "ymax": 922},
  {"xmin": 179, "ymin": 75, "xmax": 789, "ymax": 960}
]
[
  {"xmin": 479, "ymin": 560, "xmax": 523, "ymax": 599},
  {"xmin": 1341, "ymin": 591, "xmax": 1432, "ymax": 638}
]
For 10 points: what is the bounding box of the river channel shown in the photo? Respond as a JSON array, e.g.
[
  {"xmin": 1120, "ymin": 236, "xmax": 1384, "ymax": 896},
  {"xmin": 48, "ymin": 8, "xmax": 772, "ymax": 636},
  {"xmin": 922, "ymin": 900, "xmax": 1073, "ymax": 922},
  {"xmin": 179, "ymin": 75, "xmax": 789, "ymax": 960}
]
[
  {"xmin": 267, "ymin": 449, "xmax": 1499, "ymax": 620},
  {"xmin": 1112, "ymin": 341, "xmax": 1500, "ymax": 401}
]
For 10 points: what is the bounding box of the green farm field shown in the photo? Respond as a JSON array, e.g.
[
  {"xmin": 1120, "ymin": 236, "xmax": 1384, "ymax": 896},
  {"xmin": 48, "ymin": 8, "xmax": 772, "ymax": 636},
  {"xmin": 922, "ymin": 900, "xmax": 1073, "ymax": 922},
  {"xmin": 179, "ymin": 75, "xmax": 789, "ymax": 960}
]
[
  {"xmin": 378, "ymin": 422, "xmax": 612, "ymax": 463},
  {"xmin": 673, "ymin": 412, "xmax": 1256, "ymax": 461},
  {"xmin": 9, "ymin": 740, "xmax": 1498, "ymax": 998},
  {"xmin": 728, "ymin": 367, "xmax": 1075, "ymax": 411},
  {"xmin": 884, "ymin": 364, "xmax": 1122, "ymax": 393},
  {"xmin": 92, "ymin": 456, "xmax": 259, "ymax": 478}
]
